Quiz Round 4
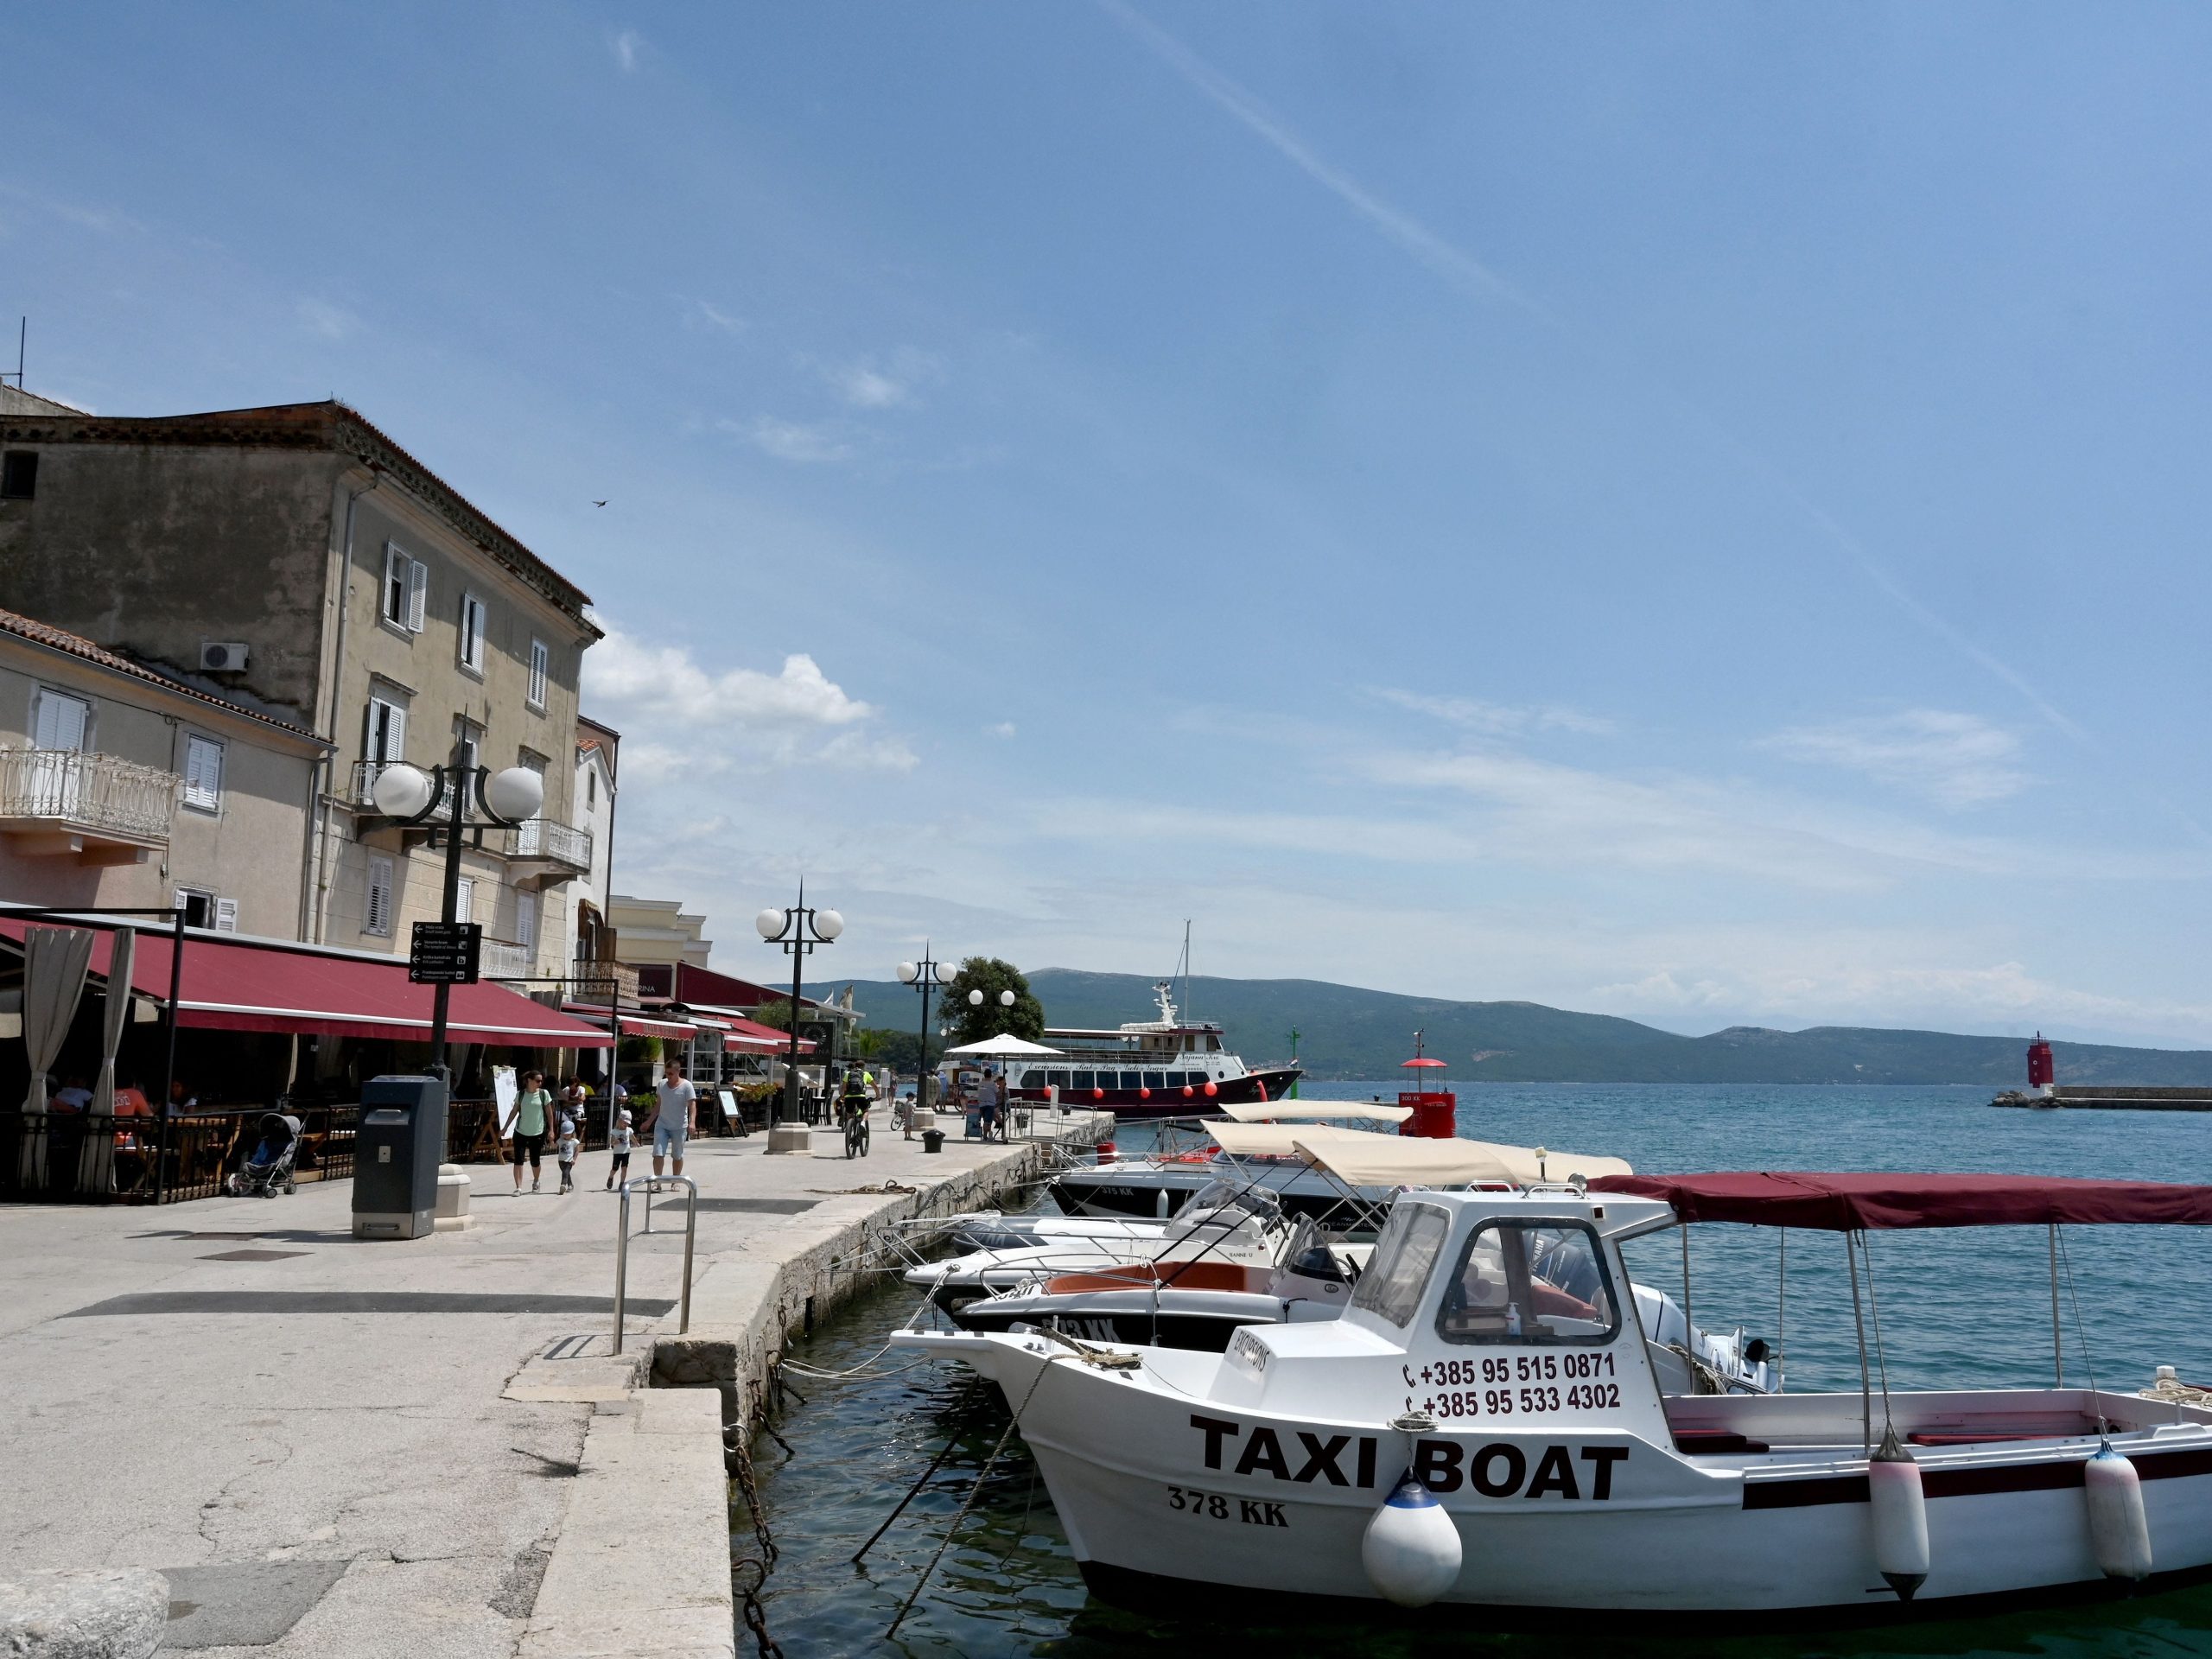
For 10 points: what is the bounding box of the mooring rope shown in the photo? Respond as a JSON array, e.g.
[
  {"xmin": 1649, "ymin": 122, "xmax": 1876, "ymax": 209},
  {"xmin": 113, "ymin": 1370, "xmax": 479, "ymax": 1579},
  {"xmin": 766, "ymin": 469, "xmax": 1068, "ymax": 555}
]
[{"xmin": 885, "ymin": 1357, "xmax": 1059, "ymax": 1638}]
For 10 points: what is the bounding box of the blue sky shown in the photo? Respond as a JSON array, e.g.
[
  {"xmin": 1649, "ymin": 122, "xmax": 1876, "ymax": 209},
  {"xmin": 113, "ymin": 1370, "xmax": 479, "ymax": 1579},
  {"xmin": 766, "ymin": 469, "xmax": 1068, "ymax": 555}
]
[{"xmin": 10, "ymin": 3, "xmax": 2212, "ymax": 1045}]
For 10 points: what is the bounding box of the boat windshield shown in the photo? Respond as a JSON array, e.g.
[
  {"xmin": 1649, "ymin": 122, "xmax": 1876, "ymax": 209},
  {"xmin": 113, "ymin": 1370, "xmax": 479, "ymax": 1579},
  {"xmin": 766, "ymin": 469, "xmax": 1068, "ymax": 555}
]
[
  {"xmin": 1186, "ymin": 1179, "xmax": 1285, "ymax": 1229},
  {"xmin": 1437, "ymin": 1220, "xmax": 1618, "ymax": 1345},
  {"xmin": 1349, "ymin": 1201, "xmax": 1452, "ymax": 1326}
]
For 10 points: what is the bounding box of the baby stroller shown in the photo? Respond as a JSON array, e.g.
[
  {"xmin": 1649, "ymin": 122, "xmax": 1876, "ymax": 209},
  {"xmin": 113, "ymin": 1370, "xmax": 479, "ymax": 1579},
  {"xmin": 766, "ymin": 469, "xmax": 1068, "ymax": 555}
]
[{"xmin": 228, "ymin": 1113, "xmax": 302, "ymax": 1198}]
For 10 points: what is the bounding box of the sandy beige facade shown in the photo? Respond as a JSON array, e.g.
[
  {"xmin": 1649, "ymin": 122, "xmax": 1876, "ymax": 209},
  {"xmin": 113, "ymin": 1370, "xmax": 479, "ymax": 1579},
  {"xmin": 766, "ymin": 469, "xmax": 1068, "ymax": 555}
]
[
  {"xmin": 0, "ymin": 613, "xmax": 327, "ymax": 934},
  {"xmin": 0, "ymin": 401, "xmax": 601, "ymax": 971}
]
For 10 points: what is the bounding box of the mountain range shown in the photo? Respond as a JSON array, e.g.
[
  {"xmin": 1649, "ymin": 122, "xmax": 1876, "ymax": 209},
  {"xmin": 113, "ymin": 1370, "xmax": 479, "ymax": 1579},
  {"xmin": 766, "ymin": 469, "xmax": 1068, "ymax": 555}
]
[{"xmin": 813, "ymin": 969, "xmax": 2212, "ymax": 1087}]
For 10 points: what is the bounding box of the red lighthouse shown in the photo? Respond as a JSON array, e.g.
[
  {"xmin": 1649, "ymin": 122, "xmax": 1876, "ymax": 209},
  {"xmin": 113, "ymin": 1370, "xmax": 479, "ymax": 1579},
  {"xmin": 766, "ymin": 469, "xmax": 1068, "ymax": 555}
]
[
  {"xmin": 2027, "ymin": 1033, "xmax": 2055, "ymax": 1095},
  {"xmin": 1397, "ymin": 1030, "xmax": 1457, "ymax": 1139}
]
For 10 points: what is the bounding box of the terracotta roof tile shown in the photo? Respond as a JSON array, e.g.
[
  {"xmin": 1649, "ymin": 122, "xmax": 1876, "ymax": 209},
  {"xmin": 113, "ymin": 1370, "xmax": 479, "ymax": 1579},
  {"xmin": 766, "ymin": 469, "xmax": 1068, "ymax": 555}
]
[{"xmin": 0, "ymin": 606, "xmax": 326, "ymax": 743}]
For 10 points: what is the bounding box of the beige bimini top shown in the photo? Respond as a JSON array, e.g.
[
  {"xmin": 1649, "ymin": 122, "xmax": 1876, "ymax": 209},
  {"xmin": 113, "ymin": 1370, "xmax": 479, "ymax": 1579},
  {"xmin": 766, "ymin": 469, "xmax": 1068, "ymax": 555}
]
[{"xmin": 1296, "ymin": 1135, "xmax": 1632, "ymax": 1190}]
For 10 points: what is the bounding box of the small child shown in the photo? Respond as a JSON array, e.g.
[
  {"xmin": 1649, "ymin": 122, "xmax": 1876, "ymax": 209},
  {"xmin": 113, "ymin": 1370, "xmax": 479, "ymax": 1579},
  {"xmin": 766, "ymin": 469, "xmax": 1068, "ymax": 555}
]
[
  {"xmin": 555, "ymin": 1112, "xmax": 580, "ymax": 1195},
  {"xmin": 605, "ymin": 1109, "xmax": 633, "ymax": 1191}
]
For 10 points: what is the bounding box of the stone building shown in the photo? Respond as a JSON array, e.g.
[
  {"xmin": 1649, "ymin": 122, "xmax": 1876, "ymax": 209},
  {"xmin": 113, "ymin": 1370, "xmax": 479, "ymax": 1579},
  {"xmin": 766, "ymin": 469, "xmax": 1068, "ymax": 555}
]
[
  {"xmin": 0, "ymin": 606, "xmax": 327, "ymax": 933},
  {"xmin": 0, "ymin": 399, "xmax": 600, "ymax": 977}
]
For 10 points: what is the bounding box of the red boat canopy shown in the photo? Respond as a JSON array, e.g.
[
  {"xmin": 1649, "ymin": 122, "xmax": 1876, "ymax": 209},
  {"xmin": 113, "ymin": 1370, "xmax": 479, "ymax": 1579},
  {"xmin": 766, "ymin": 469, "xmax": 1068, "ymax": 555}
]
[
  {"xmin": 1589, "ymin": 1171, "xmax": 2212, "ymax": 1231},
  {"xmin": 2, "ymin": 921, "xmax": 613, "ymax": 1048}
]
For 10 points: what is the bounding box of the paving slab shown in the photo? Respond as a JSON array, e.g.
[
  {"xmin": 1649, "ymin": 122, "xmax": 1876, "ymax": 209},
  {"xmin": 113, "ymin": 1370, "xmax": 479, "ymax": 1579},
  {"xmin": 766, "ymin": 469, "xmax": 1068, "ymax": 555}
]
[{"xmin": 0, "ymin": 1115, "xmax": 1054, "ymax": 1659}]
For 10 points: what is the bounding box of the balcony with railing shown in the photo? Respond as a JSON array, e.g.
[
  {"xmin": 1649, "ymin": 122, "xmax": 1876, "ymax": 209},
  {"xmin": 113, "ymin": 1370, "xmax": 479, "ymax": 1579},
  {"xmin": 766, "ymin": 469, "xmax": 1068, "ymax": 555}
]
[
  {"xmin": 479, "ymin": 937, "xmax": 537, "ymax": 981},
  {"xmin": 505, "ymin": 817, "xmax": 592, "ymax": 879},
  {"xmin": 0, "ymin": 748, "xmax": 178, "ymax": 863}
]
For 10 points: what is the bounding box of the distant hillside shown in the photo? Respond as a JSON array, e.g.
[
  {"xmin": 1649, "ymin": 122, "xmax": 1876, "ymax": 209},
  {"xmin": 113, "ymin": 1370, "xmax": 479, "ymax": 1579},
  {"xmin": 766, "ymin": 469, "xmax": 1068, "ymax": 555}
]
[{"xmin": 810, "ymin": 969, "xmax": 2212, "ymax": 1087}]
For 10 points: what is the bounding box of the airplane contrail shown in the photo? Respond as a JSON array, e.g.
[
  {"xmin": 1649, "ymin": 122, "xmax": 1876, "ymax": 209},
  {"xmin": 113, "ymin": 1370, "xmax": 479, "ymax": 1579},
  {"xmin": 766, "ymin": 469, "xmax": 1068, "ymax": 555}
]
[{"xmin": 1096, "ymin": 0, "xmax": 2109, "ymax": 761}]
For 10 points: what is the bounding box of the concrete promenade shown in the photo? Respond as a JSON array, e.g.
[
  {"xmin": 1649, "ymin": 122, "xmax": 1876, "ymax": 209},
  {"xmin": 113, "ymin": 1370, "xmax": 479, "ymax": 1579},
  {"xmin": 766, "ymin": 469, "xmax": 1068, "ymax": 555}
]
[{"xmin": 0, "ymin": 1114, "xmax": 1074, "ymax": 1656}]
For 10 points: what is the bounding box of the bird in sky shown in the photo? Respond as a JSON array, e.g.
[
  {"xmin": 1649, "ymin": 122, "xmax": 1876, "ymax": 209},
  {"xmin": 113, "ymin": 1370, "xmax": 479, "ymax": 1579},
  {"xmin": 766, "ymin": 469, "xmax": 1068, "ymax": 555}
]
[{"xmin": 592, "ymin": 499, "xmax": 607, "ymax": 507}]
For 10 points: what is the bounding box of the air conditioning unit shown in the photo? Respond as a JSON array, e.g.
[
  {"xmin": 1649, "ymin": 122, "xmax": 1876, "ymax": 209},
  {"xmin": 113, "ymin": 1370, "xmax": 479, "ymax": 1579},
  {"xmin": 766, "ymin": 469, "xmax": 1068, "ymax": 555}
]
[{"xmin": 200, "ymin": 641, "xmax": 250, "ymax": 671}]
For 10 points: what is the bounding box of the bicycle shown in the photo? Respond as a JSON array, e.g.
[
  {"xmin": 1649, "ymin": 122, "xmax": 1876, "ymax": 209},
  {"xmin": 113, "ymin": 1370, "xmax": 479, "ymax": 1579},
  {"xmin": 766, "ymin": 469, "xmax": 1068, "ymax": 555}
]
[{"xmin": 840, "ymin": 1097, "xmax": 871, "ymax": 1159}]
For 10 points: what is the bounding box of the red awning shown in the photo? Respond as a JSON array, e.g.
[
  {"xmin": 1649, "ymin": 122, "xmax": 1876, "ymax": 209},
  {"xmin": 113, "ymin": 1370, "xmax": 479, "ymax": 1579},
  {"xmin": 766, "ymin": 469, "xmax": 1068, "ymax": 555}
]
[
  {"xmin": 718, "ymin": 1015, "xmax": 810, "ymax": 1053},
  {"xmin": 559, "ymin": 1003, "xmax": 695, "ymax": 1041},
  {"xmin": 2, "ymin": 922, "xmax": 612, "ymax": 1048},
  {"xmin": 1589, "ymin": 1171, "xmax": 2212, "ymax": 1231}
]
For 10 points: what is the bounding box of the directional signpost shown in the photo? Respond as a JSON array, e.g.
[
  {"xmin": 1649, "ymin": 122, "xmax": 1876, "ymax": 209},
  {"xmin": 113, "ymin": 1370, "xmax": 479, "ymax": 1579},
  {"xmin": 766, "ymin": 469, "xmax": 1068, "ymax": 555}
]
[{"xmin": 409, "ymin": 919, "xmax": 482, "ymax": 986}]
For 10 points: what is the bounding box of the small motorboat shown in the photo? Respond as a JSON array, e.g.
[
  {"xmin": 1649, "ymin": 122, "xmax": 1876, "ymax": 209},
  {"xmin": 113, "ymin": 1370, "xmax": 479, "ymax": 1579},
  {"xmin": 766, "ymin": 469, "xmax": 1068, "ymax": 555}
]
[
  {"xmin": 905, "ymin": 1181, "xmax": 1293, "ymax": 1314},
  {"xmin": 896, "ymin": 1164, "xmax": 2212, "ymax": 1616},
  {"xmin": 950, "ymin": 1135, "xmax": 1771, "ymax": 1393}
]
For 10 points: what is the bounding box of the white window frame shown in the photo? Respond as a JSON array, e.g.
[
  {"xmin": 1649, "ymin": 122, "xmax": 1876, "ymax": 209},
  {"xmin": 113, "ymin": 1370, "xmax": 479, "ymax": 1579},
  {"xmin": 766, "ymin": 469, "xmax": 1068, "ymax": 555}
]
[
  {"xmin": 382, "ymin": 543, "xmax": 427, "ymax": 634},
  {"xmin": 181, "ymin": 734, "xmax": 225, "ymax": 814},
  {"xmin": 365, "ymin": 695, "xmax": 408, "ymax": 764},
  {"xmin": 364, "ymin": 855, "xmax": 396, "ymax": 938},
  {"xmin": 32, "ymin": 687, "xmax": 92, "ymax": 752},
  {"xmin": 527, "ymin": 638, "xmax": 549, "ymax": 709},
  {"xmin": 454, "ymin": 876, "xmax": 474, "ymax": 925},
  {"xmin": 458, "ymin": 592, "xmax": 487, "ymax": 675},
  {"xmin": 172, "ymin": 887, "xmax": 222, "ymax": 931},
  {"xmin": 515, "ymin": 889, "xmax": 538, "ymax": 953}
]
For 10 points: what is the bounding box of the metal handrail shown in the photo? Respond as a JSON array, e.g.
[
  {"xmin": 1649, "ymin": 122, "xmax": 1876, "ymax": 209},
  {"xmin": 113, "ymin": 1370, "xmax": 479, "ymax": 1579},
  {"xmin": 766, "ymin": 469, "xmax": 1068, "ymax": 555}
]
[{"xmin": 612, "ymin": 1174, "xmax": 696, "ymax": 1355}]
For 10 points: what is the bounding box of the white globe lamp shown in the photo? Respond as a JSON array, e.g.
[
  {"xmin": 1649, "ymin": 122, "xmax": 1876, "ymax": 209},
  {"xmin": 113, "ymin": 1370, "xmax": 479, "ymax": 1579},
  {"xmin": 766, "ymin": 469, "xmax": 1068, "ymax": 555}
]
[
  {"xmin": 897, "ymin": 962, "xmax": 919, "ymax": 984},
  {"xmin": 368, "ymin": 761, "xmax": 435, "ymax": 819},
  {"xmin": 755, "ymin": 907, "xmax": 789, "ymax": 941},
  {"xmin": 815, "ymin": 909, "xmax": 844, "ymax": 941},
  {"xmin": 999, "ymin": 989, "xmax": 1015, "ymax": 1008},
  {"xmin": 482, "ymin": 766, "xmax": 544, "ymax": 824},
  {"xmin": 968, "ymin": 988, "xmax": 983, "ymax": 1007},
  {"xmin": 934, "ymin": 961, "xmax": 957, "ymax": 986}
]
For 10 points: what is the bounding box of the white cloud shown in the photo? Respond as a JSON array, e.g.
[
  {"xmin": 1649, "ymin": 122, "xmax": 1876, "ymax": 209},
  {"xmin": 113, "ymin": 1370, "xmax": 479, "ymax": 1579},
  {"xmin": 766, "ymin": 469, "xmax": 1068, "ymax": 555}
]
[
  {"xmin": 1375, "ymin": 688, "xmax": 1614, "ymax": 737},
  {"xmin": 823, "ymin": 349, "xmax": 938, "ymax": 410},
  {"xmin": 587, "ymin": 628, "xmax": 872, "ymax": 728},
  {"xmin": 690, "ymin": 300, "xmax": 744, "ymax": 336},
  {"xmin": 1758, "ymin": 710, "xmax": 2029, "ymax": 810},
  {"xmin": 296, "ymin": 299, "xmax": 358, "ymax": 340},
  {"xmin": 1360, "ymin": 741, "xmax": 2171, "ymax": 890},
  {"xmin": 726, "ymin": 416, "xmax": 851, "ymax": 464},
  {"xmin": 1592, "ymin": 953, "xmax": 2212, "ymax": 1041},
  {"xmin": 582, "ymin": 622, "xmax": 917, "ymax": 782},
  {"xmin": 987, "ymin": 721, "xmax": 1017, "ymax": 739},
  {"xmin": 613, "ymin": 29, "xmax": 642, "ymax": 72}
]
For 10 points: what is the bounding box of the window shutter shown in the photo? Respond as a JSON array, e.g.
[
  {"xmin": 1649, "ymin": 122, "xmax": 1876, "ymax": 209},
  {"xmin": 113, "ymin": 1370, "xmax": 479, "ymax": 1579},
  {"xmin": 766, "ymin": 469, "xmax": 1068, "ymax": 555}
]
[
  {"xmin": 173, "ymin": 887, "xmax": 190, "ymax": 914},
  {"xmin": 365, "ymin": 855, "xmax": 394, "ymax": 936},
  {"xmin": 406, "ymin": 558, "xmax": 428, "ymax": 632},
  {"xmin": 454, "ymin": 877, "xmax": 473, "ymax": 925},
  {"xmin": 516, "ymin": 891, "xmax": 538, "ymax": 951},
  {"xmin": 34, "ymin": 690, "xmax": 89, "ymax": 751},
  {"xmin": 182, "ymin": 735, "xmax": 223, "ymax": 810},
  {"xmin": 213, "ymin": 898, "xmax": 238, "ymax": 933}
]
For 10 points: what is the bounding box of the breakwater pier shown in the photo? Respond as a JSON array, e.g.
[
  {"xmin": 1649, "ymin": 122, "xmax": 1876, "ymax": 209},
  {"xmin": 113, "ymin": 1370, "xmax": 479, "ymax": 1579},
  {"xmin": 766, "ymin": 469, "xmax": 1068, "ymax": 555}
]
[
  {"xmin": 0, "ymin": 1109, "xmax": 1103, "ymax": 1657},
  {"xmin": 1993, "ymin": 1086, "xmax": 2212, "ymax": 1111}
]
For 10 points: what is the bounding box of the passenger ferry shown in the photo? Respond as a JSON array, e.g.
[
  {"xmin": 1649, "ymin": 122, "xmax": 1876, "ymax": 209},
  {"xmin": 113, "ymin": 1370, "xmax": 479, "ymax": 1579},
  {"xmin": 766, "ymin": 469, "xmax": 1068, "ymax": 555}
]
[{"xmin": 1010, "ymin": 982, "xmax": 1302, "ymax": 1122}]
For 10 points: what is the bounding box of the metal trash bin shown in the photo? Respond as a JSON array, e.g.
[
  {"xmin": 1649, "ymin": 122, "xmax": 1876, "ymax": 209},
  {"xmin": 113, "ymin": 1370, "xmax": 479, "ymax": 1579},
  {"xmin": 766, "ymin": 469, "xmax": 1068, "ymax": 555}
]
[
  {"xmin": 921, "ymin": 1128, "xmax": 945, "ymax": 1154},
  {"xmin": 352, "ymin": 1074, "xmax": 449, "ymax": 1239}
]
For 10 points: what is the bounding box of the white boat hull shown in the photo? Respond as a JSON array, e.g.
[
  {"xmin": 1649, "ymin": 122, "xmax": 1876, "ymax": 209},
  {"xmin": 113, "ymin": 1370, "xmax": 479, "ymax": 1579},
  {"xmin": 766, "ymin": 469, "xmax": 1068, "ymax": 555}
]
[{"xmin": 900, "ymin": 1331, "xmax": 2212, "ymax": 1616}]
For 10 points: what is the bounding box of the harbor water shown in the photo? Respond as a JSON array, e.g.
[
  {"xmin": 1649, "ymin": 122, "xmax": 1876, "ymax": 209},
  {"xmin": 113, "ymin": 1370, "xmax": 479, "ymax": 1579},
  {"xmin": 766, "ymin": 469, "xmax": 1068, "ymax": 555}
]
[{"xmin": 745, "ymin": 1084, "xmax": 2212, "ymax": 1656}]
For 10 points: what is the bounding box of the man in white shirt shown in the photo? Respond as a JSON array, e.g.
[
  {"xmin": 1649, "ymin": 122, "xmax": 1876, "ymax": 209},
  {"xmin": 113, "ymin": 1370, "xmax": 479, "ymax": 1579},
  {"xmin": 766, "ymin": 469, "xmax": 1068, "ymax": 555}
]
[{"xmin": 652, "ymin": 1058, "xmax": 697, "ymax": 1179}]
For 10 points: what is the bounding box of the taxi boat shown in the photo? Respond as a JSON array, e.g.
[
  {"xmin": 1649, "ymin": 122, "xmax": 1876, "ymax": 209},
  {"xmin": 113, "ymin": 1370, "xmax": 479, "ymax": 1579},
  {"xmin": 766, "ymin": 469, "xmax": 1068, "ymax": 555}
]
[{"xmin": 894, "ymin": 1161, "xmax": 2212, "ymax": 1617}]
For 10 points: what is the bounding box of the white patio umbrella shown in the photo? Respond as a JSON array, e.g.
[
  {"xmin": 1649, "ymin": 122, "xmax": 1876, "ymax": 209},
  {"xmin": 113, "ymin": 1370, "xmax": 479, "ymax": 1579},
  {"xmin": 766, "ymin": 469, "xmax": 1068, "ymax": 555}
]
[{"xmin": 938, "ymin": 1034, "xmax": 1063, "ymax": 1058}]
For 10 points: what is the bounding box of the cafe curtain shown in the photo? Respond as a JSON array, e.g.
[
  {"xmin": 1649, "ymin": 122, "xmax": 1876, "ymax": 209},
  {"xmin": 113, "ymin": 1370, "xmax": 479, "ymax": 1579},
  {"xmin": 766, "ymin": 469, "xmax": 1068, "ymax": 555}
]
[
  {"xmin": 22, "ymin": 925, "xmax": 92, "ymax": 1113},
  {"xmin": 79, "ymin": 927, "xmax": 135, "ymax": 1192},
  {"xmin": 20, "ymin": 925, "xmax": 93, "ymax": 1192}
]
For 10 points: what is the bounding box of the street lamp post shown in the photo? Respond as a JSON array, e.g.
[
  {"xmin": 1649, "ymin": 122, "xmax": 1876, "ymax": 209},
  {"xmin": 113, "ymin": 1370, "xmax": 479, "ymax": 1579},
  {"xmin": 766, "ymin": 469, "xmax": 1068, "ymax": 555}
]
[
  {"xmin": 369, "ymin": 746, "xmax": 545, "ymax": 1079},
  {"xmin": 895, "ymin": 947, "xmax": 957, "ymax": 1109},
  {"xmin": 754, "ymin": 884, "xmax": 842, "ymax": 1141}
]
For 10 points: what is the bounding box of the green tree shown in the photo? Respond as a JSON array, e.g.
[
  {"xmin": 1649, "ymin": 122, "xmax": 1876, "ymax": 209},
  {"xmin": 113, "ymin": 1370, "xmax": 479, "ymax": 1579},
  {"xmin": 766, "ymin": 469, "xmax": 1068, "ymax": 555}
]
[
  {"xmin": 941, "ymin": 957, "xmax": 1045, "ymax": 1047},
  {"xmin": 750, "ymin": 999, "xmax": 795, "ymax": 1032}
]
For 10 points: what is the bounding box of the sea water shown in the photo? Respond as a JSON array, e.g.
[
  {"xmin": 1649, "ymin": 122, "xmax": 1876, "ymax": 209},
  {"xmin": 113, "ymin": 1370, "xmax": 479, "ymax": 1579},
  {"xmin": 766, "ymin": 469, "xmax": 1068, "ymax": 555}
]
[{"xmin": 747, "ymin": 1084, "xmax": 2212, "ymax": 1656}]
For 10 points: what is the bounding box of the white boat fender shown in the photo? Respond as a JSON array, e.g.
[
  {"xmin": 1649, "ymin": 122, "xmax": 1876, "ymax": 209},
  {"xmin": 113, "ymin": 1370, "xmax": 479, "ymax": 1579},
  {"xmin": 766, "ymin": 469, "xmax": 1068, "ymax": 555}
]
[
  {"xmin": 1361, "ymin": 1472, "xmax": 1462, "ymax": 1609},
  {"xmin": 2084, "ymin": 1445, "xmax": 2152, "ymax": 1581},
  {"xmin": 1867, "ymin": 1428, "xmax": 1929, "ymax": 1601},
  {"xmin": 1156, "ymin": 1189, "xmax": 1171, "ymax": 1218}
]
